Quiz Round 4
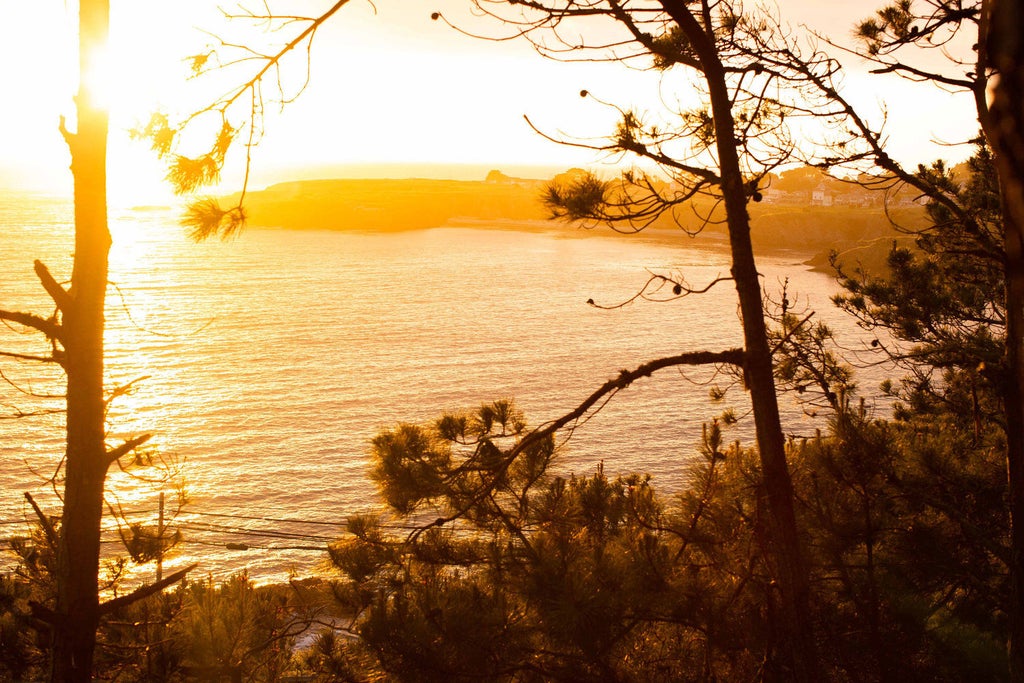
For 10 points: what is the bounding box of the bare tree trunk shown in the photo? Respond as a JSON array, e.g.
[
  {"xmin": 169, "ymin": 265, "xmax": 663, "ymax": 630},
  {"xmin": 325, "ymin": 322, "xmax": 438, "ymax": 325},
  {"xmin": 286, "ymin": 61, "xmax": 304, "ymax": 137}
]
[
  {"xmin": 988, "ymin": 0, "xmax": 1024, "ymax": 678},
  {"xmin": 710, "ymin": 83, "xmax": 820, "ymax": 683},
  {"xmin": 50, "ymin": 0, "xmax": 111, "ymax": 679},
  {"xmin": 1004, "ymin": 209, "xmax": 1024, "ymax": 683},
  {"xmin": 660, "ymin": 2, "xmax": 821, "ymax": 678}
]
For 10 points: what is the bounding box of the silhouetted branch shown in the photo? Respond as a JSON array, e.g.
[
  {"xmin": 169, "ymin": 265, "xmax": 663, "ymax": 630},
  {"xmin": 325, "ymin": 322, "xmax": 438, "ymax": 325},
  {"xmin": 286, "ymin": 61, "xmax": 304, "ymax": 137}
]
[
  {"xmin": 0, "ymin": 368, "xmax": 63, "ymax": 399},
  {"xmin": 776, "ymin": 43, "xmax": 994, "ymax": 249},
  {"xmin": 34, "ymin": 260, "xmax": 72, "ymax": 313},
  {"xmin": 414, "ymin": 348, "xmax": 745, "ymax": 537},
  {"xmin": 0, "ymin": 309, "xmax": 60, "ymax": 340},
  {"xmin": 104, "ymin": 376, "xmax": 151, "ymax": 410},
  {"xmin": 0, "ymin": 350, "xmax": 61, "ymax": 365},
  {"xmin": 105, "ymin": 434, "xmax": 153, "ymax": 469},
  {"xmin": 24, "ymin": 492, "xmax": 58, "ymax": 550},
  {"xmin": 868, "ymin": 61, "xmax": 973, "ymax": 88},
  {"xmin": 196, "ymin": 1, "xmax": 352, "ymax": 116},
  {"xmin": 97, "ymin": 563, "xmax": 198, "ymax": 616},
  {"xmin": 0, "ymin": 407, "xmax": 66, "ymax": 420},
  {"xmin": 587, "ymin": 272, "xmax": 733, "ymax": 309}
]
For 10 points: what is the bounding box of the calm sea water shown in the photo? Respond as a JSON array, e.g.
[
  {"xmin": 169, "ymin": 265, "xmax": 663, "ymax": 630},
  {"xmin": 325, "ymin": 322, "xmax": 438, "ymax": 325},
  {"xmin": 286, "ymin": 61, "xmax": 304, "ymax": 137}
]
[{"xmin": 0, "ymin": 194, "xmax": 886, "ymax": 583}]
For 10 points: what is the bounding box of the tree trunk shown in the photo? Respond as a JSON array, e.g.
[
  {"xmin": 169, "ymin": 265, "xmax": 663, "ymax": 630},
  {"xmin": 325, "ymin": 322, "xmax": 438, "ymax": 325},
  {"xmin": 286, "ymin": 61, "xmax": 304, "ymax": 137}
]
[
  {"xmin": 1004, "ymin": 210, "xmax": 1024, "ymax": 683},
  {"xmin": 659, "ymin": 3, "xmax": 821, "ymax": 678},
  {"xmin": 51, "ymin": 0, "xmax": 111, "ymax": 680},
  {"xmin": 987, "ymin": 1, "xmax": 1024, "ymax": 678},
  {"xmin": 709, "ymin": 83, "xmax": 821, "ymax": 683}
]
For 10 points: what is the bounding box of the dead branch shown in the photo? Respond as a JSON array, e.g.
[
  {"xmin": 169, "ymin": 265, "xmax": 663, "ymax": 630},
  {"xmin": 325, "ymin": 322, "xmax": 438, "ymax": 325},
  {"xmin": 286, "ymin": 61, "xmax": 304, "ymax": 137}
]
[
  {"xmin": 587, "ymin": 272, "xmax": 733, "ymax": 309},
  {"xmin": 33, "ymin": 260, "xmax": 71, "ymax": 313},
  {"xmin": 97, "ymin": 563, "xmax": 198, "ymax": 616},
  {"xmin": 24, "ymin": 492, "xmax": 58, "ymax": 550},
  {"xmin": 104, "ymin": 376, "xmax": 151, "ymax": 410},
  {"xmin": 105, "ymin": 434, "xmax": 154, "ymax": 469},
  {"xmin": 0, "ymin": 350, "xmax": 62, "ymax": 365},
  {"xmin": 0, "ymin": 309, "xmax": 60, "ymax": 340}
]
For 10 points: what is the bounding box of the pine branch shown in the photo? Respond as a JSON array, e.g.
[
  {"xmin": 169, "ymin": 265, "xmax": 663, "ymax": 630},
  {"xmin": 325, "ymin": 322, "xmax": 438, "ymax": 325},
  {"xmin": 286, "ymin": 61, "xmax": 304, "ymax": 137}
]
[{"xmin": 414, "ymin": 348, "xmax": 745, "ymax": 536}]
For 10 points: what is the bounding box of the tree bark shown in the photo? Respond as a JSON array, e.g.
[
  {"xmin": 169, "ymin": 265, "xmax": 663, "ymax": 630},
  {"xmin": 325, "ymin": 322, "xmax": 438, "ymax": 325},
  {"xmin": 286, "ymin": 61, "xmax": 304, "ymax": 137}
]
[
  {"xmin": 660, "ymin": 2, "xmax": 821, "ymax": 679},
  {"xmin": 710, "ymin": 75, "xmax": 821, "ymax": 683},
  {"xmin": 1003, "ymin": 196, "xmax": 1024, "ymax": 683},
  {"xmin": 987, "ymin": 0, "xmax": 1024, "ymax": 678},
  {"xmin": 50, "ymin": 0, "xmax": 112, "ymax": 680}
]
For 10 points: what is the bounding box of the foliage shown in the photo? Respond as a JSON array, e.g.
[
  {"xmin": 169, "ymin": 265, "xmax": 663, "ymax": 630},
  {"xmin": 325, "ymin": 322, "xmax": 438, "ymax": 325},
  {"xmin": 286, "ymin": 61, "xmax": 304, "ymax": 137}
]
[
  {"xmin": 295, "ymin": 628, "xmax": 382, "ymax": 682},
  {"xmin": 172, "ymin": 574, "xmax": 302, "ymax": 680},
  {"xmin": 320, "ymin": 404, "xmax": 775, "ymax": 681},
  {"xmin": 797, "ymin": 400, "xmax": 1009, "ymax": 681},
  {"xmin": 543, "ymin": 172, "xmax": 611, "ymax": 222},
  {"xmin": 767, "ymin": 285, "xmax": 855, "ymax": 413},
  {"xmin": 833, "ymin": 145, "xmax": 1005, "ymax": 426},
  {"xmin": 319, "ymin": 387, "xmax": 1014, "ymax": 681},
  {"xmin": 0, "ymin": 561, "xmax": 340, "ymax": 682},
  {"xmin": 0, "ymin": 574, "xmax": 48, "ymax": 681}
]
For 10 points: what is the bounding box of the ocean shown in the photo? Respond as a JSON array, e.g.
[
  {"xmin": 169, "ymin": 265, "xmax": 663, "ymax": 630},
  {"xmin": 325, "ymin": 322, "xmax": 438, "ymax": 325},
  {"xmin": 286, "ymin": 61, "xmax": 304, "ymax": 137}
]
[{"xmin": 0, "ymin": 194, "xmax": 886, "ymax": 583}]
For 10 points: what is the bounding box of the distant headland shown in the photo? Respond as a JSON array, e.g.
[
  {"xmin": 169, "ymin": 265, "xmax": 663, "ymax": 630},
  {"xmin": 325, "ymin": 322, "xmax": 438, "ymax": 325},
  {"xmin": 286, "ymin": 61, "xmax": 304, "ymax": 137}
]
[{"xmin": 230, "ymin": 166, "xmax": 926, "ymax": 273}]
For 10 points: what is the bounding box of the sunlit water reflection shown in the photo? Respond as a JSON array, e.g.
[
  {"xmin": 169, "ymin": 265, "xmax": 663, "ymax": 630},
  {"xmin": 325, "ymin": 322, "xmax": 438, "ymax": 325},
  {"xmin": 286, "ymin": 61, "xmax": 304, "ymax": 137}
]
[{"xmin": 0, "ymin": 195, "xmax": 892, "ymax": 583}]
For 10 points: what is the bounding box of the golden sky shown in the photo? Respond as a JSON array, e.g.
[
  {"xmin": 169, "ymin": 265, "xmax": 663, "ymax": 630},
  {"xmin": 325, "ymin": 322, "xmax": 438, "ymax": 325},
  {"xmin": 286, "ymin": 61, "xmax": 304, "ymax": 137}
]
[{"xmin": 0, "ymin": 1, "xmax": 978, "ymax": 204}]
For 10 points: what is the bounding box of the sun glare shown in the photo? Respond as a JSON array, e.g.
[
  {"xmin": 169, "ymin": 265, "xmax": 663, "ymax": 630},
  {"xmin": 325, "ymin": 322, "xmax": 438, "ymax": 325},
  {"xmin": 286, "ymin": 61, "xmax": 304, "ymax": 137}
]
[
  {"xmin": 81, "ymin": 44, "xmax": 116, "ymax": 111},
  {"xmin": 82, "ymin": 42, "xmax": 167, "ymax": 119}
]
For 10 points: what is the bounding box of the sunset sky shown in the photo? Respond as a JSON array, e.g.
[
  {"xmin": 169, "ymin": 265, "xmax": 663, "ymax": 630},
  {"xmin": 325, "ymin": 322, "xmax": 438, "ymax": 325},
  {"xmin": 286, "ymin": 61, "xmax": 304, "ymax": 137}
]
[{"xmin": 0, "ymin": 1, "xmax": 979, "ymax": 204}]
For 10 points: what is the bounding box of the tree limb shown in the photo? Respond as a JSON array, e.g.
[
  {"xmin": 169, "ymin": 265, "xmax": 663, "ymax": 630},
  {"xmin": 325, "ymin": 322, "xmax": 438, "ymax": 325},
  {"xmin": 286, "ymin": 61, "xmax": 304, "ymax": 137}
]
[
  {"xmin": 868, "ymin": 61, "xmax": 973, "ymax": 89},
  {"xmin": 24, "ymin": 492, "xmax": 58, "ymax": 550},
  {"xmin": 34, "ymin": 260, "xmax": 72, "ymax": 313},
  {"xmin": 0, "ymin": 309, "xmax": 60, "ymax": 340},
  {"xmin": 105, "ymin": 434, "xmax": 153, "ymax": 469},
  {"xmin": 97, "ymin": 563, "xmax": 197, "ymax": 616},
  {"xmin": 415, "ymin": 348, "xmax": 745, "ymax": 537},
  {"xmin": 204, "ymin": 0, "xmax": 351, "ymax": 115},
  {"xmin": 0, "ymin": 350, "xmax": 61, "ymax": 364},
  {"xmin": 527, "ymin": 348, "xmax": 745, "ymax": 448}
]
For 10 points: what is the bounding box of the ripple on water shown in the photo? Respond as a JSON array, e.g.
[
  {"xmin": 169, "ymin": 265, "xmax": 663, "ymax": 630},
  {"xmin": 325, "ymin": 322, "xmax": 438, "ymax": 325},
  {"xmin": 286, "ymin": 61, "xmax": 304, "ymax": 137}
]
[{"xmin": 0, "ymin": 203, "xmax": 891, "ymax": 582}]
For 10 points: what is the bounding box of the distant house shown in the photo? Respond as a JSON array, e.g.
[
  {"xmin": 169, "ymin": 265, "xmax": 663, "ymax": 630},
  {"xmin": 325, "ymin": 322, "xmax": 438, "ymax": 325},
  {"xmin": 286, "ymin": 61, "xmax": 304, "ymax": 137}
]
[
  {"xmin": 759, "ymin": 188, "xmax": 793, "ymax": 204},
  {"xmin": 810, "ymin": 183, "xmax": 833, "ymax": 207},
  {"xmin": 790, "ymin": 190, "xmax": 811, "ymax": 205},
  {"xmin": 833, "ymin": 192, "xmax": 879, "ymax": 208}
]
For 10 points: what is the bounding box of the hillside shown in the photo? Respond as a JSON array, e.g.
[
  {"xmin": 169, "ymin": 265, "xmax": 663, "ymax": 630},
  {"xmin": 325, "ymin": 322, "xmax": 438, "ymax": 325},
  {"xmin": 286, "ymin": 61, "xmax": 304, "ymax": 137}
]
[
  {"xmin": 239, "ymin": 176, "xmax": 551, "ymax": 232},
  {"xmin": 235, "ymin": 171, "xmax": 925, "ymax": 273}
]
